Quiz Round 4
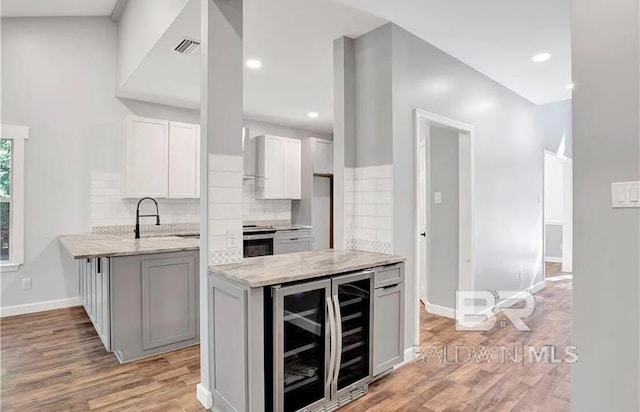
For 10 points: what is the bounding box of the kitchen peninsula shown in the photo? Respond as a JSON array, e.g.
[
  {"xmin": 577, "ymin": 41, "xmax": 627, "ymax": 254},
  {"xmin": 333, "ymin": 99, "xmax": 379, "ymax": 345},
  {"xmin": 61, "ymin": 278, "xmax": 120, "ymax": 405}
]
[
  {"xmin": 58, "ymin": 233, "xmax": 200, "ymax": 363},
  {"xmin": 207, "ymin": 249, "xmax": 406, "ymax": 412}
]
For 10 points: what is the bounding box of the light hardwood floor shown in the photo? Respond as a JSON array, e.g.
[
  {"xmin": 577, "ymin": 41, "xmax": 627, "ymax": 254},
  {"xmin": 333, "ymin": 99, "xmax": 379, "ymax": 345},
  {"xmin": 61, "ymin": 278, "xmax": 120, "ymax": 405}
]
[{"xmin": 1, "ymin": 275, "xmax": 571, "ymax": 411}]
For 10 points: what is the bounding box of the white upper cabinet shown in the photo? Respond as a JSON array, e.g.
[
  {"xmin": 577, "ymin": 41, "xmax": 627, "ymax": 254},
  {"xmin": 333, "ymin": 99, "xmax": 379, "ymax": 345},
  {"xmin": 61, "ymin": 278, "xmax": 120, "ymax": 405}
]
[
  {"xmin": 312, "ymin": 139, "xmax": 333, "ymax": 175},
  {"xmin": 123, "ymin": 116, "xmax": 169, "ymax": 198},
  {"xmin": 283, "ymin": 138, "xmax": 302, "ymax": 199},
  {"xmin": 123, "ymin": 116, "xmax": 200, "ymax": 199},
  {"xmin": 168, "ymin": 122, "xmax": 200, "ymax": 198},
  {"xmin": 256, "ymin": 135, "xmax": 301, "ymax": 199}
]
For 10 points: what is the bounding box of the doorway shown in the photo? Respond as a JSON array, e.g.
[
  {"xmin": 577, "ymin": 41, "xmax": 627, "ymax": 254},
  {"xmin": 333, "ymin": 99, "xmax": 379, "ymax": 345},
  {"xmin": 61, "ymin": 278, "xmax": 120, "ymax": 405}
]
[
  {"xmin": 312, "ymin": 174, "xmax": 333, "ymax": 249},
  {"xmin": 543, "ymin": 150, "xmax": 573, "ymax": 275},
  {"xmin": 414, "ymin": 109, "xmax": 474, "ymax": 323}
]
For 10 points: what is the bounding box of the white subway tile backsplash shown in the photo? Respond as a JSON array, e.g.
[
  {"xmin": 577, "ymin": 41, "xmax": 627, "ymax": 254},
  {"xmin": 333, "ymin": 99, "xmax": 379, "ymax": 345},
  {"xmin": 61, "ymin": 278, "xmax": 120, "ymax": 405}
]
[
  {"xmin": 344, "ymin": 164, "xmax": 393, "ymax": 254},
  {"xmin": 90, "ymin": 171, "xmax": 200, "ymax": 228}
]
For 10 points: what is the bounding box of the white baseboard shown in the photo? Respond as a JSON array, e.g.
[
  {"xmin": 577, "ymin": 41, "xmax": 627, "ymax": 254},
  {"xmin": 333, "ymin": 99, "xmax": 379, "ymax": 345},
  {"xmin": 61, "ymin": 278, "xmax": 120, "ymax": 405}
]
[
  {"xmin": 425, "ymin": 302, "xmax": 455, "ymax": 319},
  {"xmin": 545, "ymin": 257, "xmax": 562, "ymax": 263},
  {"xmin": 196, "ymin": 383, "xmax": 213, "ymax": 410},
  {"xmin": 528, "ymin": 280, "xmax": 546, "ymax": 295},
  {"xmin": 0, "ymin": 297, "xmax": 81, "ymax": 318},
  {"xmin": 478, "ymin": 281, "xmax": 547, "ymax": 318}
]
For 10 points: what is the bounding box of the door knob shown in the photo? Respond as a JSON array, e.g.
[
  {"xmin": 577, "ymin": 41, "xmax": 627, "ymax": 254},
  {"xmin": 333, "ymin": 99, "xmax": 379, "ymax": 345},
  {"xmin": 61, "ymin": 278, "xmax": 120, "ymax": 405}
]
[{"xmin": 420, "ymin": 232, "xmax": 426, "ymax": 237}]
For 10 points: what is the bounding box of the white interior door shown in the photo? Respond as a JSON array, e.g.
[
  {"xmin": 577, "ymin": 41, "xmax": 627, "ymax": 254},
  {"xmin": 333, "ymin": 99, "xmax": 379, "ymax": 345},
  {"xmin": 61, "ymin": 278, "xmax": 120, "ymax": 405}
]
[
  {"xmin": 418, "ymin": 139, "xmax": 428, "ymax": 305},
  {"xmin": 312, "ymin": 176, "xmax": 331, "ymax": 250}
]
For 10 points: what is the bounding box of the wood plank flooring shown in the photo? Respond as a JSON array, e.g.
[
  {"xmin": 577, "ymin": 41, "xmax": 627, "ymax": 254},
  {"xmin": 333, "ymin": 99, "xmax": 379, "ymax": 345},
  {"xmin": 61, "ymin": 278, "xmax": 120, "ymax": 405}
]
[
  {"xmin": 342, "ymin": 274, "xmax": 572, "ymax": 412},
  {"xmin": 1, "ymin": 275, "xmax": 571, "ymax": 411},
  {"xmin": 1, "ymin": 307, "xmax": 205, "ymax": 411}
]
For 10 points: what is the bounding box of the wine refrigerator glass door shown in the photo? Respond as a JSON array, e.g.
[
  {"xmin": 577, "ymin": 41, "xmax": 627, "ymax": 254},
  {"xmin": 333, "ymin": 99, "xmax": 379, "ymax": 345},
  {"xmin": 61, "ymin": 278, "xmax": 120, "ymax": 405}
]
[
  {"xmin": 272, "ymin": 279, "xmax": 332, "ymax": 412},
  {"xmin": 331, "ymin": 270, "xmax": 374, "ymax": 398}
]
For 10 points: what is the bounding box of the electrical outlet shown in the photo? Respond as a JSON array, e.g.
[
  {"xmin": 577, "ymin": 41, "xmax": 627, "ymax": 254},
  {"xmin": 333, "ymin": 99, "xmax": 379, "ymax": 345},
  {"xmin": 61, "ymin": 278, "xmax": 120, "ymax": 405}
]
[
  {"xmin": 226, "ymin": 230, "xmax": 240, "ymax": 248},
  {"xmin": 21, "ymin": 278, "xmax": 32, "ymax": 290}
]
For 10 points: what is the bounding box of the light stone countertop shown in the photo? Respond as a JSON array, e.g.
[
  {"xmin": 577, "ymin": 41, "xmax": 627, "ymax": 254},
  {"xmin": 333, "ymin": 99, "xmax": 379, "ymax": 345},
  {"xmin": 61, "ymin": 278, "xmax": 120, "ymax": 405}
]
[
  {"xmin": 58, "ymin": 233, "xmax": 199, "ymax": 259},
  {"xmin": 209, "ymin": 249, "xmax": 406, "ymax": 288}
]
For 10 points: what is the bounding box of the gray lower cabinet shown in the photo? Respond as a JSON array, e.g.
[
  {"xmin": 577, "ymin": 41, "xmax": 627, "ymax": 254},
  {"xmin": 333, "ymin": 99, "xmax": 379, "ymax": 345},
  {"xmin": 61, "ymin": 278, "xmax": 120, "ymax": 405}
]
[
  {"xmin": 78, "ymin": 250, "xmax": 199, "ymax": 363},
  {"xmin": 372, "ymin": 264, "xmax": 405, "ymax": 377},
  {"xmin": 207, "ymin": 261, "xmax": 404, "ymax": 412},
  {"xmin": 274, "ymin": 229, "xmax": 313, "ymax": 255},
  {"xmin": 80, "ymin": 257, "xmax": 111, "ymax": 351},
  {"xmin": 111, "ymin": 251, "xmax": 199, "ymax": 363}
]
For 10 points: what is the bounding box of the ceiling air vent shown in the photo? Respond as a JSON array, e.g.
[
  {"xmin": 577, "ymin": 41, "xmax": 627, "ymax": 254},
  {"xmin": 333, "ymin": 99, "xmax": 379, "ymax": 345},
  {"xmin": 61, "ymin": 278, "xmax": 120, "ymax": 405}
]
[{"xmin": 174, "ymin": 37, "xmax": 200, "ymax": 55}]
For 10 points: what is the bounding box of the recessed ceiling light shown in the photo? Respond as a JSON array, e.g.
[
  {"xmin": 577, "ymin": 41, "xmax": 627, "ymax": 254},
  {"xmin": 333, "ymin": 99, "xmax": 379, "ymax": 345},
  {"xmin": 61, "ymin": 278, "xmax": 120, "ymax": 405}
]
[
  {"xmin": 246, "ymin": 59, "xmax": 262, "ymax": 69},
  {"xmin": 532, "ymin": 53, "xmax": 551, "ymax": 63},
  {"xmin": 307, "ymin": 112, "xmax": 319, "ymax": 118},
  {"xmin": 566, "ymin": 83, "xmax": 575, "ymax": 90}
]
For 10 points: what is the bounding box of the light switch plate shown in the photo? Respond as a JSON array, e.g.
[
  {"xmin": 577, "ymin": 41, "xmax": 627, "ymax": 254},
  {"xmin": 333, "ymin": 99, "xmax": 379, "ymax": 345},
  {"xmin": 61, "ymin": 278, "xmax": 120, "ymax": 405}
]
[
  {"xmin": 611, "ymin": 181, "xmax": 640, "ymax": 208},
  {"xmin": 226, "ymin": 230, "xmax": 240, "ymax": 248},
  {"xmin": 434, "ymin": 192, "xmax": 442, "ymax": 204}
]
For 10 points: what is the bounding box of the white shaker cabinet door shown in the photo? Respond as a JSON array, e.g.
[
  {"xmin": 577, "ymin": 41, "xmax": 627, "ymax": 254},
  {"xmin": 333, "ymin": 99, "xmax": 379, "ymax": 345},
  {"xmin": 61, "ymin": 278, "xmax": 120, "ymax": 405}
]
[
  {"xmin": 168, "ymin": 122, "xmax": 200, "ymax": 199},
  {"xmin": 258, "ymin": 135, "xmax": 284, "ymax": 199},
  {"xmin": 123, "ymin": 116, "xmax": 169, "ymax": 198},
  {"xmin": 313, "ymin": 139, "xmax": 333, "ymax": 175},
  {"xmin": 283, "ymin": 138, "xmax": 301, "ymax": 199}
]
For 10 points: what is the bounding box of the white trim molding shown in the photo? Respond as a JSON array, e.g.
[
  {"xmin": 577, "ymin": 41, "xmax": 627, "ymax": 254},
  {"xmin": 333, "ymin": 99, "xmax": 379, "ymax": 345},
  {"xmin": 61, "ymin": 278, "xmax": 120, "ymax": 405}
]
[
  {"xmin": 1, "ymin": 124, "xmax": 29, "ymax": 272},
  {"xmin": 424, "ymin": 301, "xmax": 455, "ymax": 319},
  {"xmin": 545, "ymin": 257, "xmax": 563, "ymax": 263},
  {"xmin": 196, "ymin": 383, "xmax": 213, "ymax": 409},
  {"xmin": 0, "ymin": 297, "xmax": 81, "ymax": 318}
]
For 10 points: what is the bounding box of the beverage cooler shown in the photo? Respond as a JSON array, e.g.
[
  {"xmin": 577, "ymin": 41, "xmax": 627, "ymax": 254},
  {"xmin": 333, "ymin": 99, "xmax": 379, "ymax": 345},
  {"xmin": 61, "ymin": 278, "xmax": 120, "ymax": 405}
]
[{"xmin": 266, "ymin": 270, "xmax": 373, "ymax": 412}]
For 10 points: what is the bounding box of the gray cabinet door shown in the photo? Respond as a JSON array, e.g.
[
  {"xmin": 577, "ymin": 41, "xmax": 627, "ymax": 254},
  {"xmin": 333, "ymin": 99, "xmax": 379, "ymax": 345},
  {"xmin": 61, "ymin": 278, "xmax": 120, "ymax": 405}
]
[
  {"xmin": 141, "ymin": 256, "xmax": 197, "ymax": 350},
  {"xmin": 373, "ymin": 284, "xmax": 404, "ymax": 376}
]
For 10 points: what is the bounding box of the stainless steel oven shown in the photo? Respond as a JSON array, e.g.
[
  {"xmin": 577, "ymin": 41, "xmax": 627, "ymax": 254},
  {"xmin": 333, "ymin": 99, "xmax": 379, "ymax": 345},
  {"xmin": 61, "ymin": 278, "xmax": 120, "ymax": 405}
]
[{"xmin": 243, "ymin": 230, "xmax": 276, "ymax": 258}]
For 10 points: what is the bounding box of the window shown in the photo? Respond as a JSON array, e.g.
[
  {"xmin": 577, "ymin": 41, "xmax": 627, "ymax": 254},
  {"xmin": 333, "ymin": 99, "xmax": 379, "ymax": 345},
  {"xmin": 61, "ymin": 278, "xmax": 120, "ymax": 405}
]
[{"xmin": 0, "ymin": 125, "xmax": 28, "ymax": 272}]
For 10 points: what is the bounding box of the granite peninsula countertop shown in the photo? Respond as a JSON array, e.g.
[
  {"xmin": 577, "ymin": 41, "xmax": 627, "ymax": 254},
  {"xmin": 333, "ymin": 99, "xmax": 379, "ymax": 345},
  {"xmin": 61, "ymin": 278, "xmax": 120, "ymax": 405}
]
[
  {"xmin": 210, "ymin": 249, "xmax": 406, "ymax": 287},
  {"xmin": 58, "ymin": 233, "xmax": 199, "ymax": 259}
]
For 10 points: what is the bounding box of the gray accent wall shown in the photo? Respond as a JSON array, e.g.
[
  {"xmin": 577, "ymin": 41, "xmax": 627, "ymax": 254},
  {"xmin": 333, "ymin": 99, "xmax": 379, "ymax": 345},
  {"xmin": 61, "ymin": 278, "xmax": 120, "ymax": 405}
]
[
  {"xmin": 353, "ymin": 24, "xmax": 393, "ymax": 168},
  {"xmin": 538, "ymin": 99, "xmax": 573, "ymax": 157},
  {"xmin": 390, "ymin": 23, "xmax": 543, "ymax": 350},
  {"xmin": 571, "ymin": 0, "xmax": 640, "ymax": 410},
  {"xmin": 428, "ymin": 127, "xmax": 459, "ymax": 308},
  {"xmin": 339, "ymin": 22, "xmax": 544, "ymax": 351}
]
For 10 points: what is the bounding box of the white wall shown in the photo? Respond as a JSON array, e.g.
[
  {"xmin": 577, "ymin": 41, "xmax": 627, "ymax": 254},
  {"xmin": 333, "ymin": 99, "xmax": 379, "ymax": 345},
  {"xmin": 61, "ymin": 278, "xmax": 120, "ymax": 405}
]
[
  {"xmin": 0, "ymin": 17, "xmax": 212, "ymax": 310},
  {"xmin": 571, "ymin": 0, "xmax": 640, "ymax": 409},
  {"xmin": 116, "ymin": 0, "xmax": 190, "ymax": 89}
]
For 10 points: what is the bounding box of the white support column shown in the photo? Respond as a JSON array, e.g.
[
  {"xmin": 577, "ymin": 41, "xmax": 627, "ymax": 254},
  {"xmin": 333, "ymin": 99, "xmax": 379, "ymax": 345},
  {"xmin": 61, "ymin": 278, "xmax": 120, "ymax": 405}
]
[{"xmin": 198, "ymin": 0, "xmax": 243, "ymax": 408}]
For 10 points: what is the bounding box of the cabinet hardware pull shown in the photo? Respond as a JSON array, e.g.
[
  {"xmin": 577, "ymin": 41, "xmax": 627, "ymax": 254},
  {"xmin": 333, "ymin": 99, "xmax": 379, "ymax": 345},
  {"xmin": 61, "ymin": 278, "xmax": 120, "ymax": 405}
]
[
  {"xmin": 332, "ymin": 294, "xmax": 342, "ymax": 386},
  {"xmin": 326, "ymin": 296, "xmax": 337, "ymax": 390}
]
